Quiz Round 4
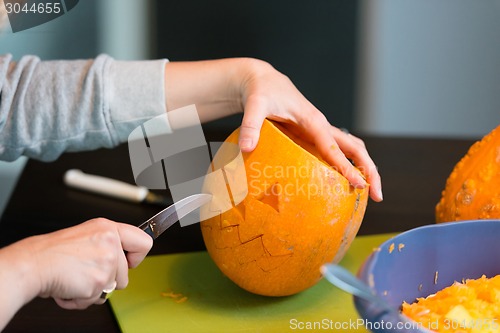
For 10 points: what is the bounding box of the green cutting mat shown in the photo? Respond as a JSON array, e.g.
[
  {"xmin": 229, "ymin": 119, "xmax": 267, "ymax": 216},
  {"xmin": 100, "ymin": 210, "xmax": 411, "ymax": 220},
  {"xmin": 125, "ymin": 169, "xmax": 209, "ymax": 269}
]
[{"xmin": 110, "ymin": 233, "xmax": 395, "ymax": 333}]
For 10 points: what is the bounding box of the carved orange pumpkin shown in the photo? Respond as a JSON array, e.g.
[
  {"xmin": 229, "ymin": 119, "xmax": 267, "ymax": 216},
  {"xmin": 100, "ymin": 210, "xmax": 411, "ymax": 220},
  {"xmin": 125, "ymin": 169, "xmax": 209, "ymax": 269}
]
[
  {"xmin": 436, "ymin": 125, "xmax": 500, "ymax": 223},
  {"xmin": 200, "ymin": 120, "xmax": 369, "ymax": 296}
]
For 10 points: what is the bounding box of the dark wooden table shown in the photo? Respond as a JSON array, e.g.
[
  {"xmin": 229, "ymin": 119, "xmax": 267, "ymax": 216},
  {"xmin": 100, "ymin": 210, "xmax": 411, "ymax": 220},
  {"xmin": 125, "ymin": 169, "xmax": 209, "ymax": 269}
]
[{"xmin": 0, "ymin": 129, "xmax": 475, "ymax": 333}]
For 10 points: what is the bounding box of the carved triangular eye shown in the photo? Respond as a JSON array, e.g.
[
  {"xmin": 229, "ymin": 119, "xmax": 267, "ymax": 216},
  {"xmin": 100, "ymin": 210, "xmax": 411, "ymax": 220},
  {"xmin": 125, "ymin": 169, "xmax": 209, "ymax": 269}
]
[
  {"xmin": 201, "ymin": 120, "xmax": 369, "ymax": 296},
  {"xmin": 256, "ymin": 182, "xmax": 281, "ymax": 213}
]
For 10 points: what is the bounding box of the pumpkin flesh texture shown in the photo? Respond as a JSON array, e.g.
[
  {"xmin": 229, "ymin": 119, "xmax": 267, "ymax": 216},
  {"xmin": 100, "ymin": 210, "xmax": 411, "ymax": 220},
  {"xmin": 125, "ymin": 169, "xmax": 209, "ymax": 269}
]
[
  {"xmin": 436, "ymin": 125, "xmax": 500, "ymax": 223},
  {"xmin": 201, "ymin": 120, "xmax": 368, "ymax": 296}
]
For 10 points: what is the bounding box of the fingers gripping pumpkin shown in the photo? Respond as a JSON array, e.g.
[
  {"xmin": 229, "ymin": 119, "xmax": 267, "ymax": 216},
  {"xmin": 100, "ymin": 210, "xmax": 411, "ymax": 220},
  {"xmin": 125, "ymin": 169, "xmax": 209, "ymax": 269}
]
[{"xmin": 200, "ymin": 120, "xmax": 369, "ymax": 296}]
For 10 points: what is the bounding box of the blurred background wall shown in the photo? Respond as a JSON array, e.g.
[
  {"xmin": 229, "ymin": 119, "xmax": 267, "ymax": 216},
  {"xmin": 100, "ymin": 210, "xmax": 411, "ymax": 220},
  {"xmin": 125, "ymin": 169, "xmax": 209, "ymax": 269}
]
[
  {"xmin": 153, "ymin": 0, "xmax": 359, "ymax": 131},
  {"xmin": 1, "ymin": 0, "xmax": 500, "ymax": 215},
  {"xmin": 355, "ymin": 0, "xmax": 500, "ymax": 139}
]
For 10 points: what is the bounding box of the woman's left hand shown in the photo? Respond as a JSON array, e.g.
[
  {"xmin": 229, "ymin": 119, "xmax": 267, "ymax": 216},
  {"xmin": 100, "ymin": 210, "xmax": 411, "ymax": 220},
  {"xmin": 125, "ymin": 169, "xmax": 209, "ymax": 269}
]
[
  {"xmin": 164, "ymin": 58, "xmax": 382, "ymax": 202},
  {"xmin": 236, "ymin": 59, "xmax": 382, "ymax": 202}
]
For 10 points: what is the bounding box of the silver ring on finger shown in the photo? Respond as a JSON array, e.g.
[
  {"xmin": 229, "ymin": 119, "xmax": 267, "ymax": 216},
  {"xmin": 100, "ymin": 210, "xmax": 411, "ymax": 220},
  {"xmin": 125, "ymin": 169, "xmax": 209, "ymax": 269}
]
[{"xmin": 100, "ymin": 281, "xmax": 117, "ymax": 300}]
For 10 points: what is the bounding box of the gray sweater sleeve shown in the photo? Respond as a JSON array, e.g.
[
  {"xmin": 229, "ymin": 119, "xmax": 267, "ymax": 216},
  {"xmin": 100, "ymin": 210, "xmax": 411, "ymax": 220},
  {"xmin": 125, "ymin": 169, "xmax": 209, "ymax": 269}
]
[{"xmin": 0, "ymin": 54, "xmax": 167, "ymax": 161}]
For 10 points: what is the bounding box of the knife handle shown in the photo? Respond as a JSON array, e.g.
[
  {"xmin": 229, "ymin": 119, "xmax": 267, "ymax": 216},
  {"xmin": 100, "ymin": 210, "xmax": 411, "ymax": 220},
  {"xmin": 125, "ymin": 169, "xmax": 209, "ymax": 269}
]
[{"xmin": 64, "ymin": 169, "xmax": 148, "ymax": 203}]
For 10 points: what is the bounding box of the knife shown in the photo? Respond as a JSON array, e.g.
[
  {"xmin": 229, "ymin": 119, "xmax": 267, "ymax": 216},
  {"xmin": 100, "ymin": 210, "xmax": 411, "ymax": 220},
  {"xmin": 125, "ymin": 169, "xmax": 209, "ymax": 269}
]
[
  {"xmin": 63, "ymin": 169, "xmax": 172, "ymax": 206},
  {"xmin": 138, "ymin": 193, "xmax": 213, "ymax": 239}
]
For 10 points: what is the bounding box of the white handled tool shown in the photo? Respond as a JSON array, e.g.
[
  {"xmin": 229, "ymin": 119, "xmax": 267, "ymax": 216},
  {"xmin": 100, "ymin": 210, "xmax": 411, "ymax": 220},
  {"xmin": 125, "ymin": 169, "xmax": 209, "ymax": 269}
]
[{"xmin": 63, "ymin": 169, "xmax": 171, "ymax": 206}]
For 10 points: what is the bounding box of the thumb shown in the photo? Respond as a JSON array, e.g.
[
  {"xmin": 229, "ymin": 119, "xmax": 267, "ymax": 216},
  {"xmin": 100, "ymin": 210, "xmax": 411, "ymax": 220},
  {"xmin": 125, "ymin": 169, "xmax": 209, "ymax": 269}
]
[
  {"xmin": 239, "ymin": 96, "xmax": 267, "ymax": 152},
  {"xmin": 116, "ymin": 223, "xmax": 153, "ymax": 268}
]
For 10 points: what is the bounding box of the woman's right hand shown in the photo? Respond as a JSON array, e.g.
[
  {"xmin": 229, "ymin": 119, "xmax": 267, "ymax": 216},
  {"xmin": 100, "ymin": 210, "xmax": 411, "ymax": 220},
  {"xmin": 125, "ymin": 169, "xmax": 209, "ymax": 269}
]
[
  {"xmin": 0, "ymin": 218, "xmax": 152, "ymax": 330},
  {"xmin": 31, "ymin": 218, "xmax": 152, "ymax": 309},
  {"xmin": 6, "ymin": 218, "xmax": 151, "ymax": 309}
]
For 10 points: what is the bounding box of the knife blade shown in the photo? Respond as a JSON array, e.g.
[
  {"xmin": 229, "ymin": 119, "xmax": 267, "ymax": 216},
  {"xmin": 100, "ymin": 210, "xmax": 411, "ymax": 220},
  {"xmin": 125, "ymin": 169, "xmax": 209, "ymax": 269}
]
[
  {"xmin": 63, "ymin": 169, "xmax": 172, "ymax": 206},
  {"xmin": 138, "ymin": 193, "xmax": 213, "ymax": 239}
]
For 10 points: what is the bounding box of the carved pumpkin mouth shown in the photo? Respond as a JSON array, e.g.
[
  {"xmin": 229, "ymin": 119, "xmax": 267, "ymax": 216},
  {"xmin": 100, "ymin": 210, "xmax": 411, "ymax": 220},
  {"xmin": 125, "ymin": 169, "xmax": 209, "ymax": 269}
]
[{"xmin": 200, "ymin": 119, "xmax": 369, "ymax": 296}]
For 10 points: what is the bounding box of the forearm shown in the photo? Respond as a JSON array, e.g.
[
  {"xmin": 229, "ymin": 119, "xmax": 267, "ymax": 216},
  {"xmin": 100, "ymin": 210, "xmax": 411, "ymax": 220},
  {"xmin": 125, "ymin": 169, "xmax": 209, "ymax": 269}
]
[
  {"xmin": 164, "ymin": 58, "xmax": 266, "ymax": 123},
  {"xmin": 0, "ymin": 240, "xmax": 39, "ymax": 331}
]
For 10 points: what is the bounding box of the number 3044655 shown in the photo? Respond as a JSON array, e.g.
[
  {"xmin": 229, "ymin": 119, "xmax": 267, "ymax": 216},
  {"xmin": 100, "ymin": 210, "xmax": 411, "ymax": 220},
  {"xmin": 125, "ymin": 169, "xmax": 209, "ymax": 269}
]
[{"xmin": 5, "ymin": 2, "xmax": 62, "ymax": 14}]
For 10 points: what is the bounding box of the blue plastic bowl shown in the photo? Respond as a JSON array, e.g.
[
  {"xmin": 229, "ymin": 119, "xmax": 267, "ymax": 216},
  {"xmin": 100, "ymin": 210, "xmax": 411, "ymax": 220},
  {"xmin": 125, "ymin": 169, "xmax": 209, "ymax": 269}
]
[{"xmin": 355, "ymin": 220, "xmax": 500, "ymax": 333}]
